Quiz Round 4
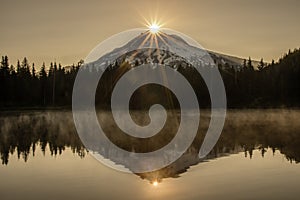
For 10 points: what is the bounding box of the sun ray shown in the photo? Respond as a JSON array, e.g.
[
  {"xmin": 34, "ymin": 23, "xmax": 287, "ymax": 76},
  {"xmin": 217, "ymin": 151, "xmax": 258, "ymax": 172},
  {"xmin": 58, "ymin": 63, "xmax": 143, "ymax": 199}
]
[
  {"xmin": 159, "ymin": 31, "xmax": 184, "ymax": 48},
  {"xmin": 156, "ymin": 33, "xmax": 169, "ymax": 48},
  {"xmin": 154, "ymin": 34, "xmax": 160, "ymax": 58},
  {"xmin": 128, "ymin": 32, "xmax": 152, "ymax": 61},
  {"xmin": 148, "ymin": 33, "xmax": 155, "ymax": 58}
]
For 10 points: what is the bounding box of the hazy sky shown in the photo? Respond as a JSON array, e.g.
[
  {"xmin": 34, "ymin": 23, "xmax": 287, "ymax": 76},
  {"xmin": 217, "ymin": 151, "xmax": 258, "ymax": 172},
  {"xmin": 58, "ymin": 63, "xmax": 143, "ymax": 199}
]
[{"xmin": 1, "ymin": 0, "xmax": 299, "ymax": 67}]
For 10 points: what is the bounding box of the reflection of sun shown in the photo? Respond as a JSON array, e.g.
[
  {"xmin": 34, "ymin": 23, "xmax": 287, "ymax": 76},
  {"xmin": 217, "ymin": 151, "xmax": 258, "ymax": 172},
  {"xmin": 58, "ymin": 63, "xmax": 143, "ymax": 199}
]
[
  {"xmin": 148, "ymin": 23, "xmax": 160, "ymax": 34},
  {"xmin": 153, "ymin": 181, "xmax": 158, "ymax": 186}
]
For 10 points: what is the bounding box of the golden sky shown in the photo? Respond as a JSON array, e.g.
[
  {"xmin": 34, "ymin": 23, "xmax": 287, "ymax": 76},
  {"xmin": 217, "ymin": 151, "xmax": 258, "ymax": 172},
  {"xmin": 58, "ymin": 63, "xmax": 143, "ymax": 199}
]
[{"xmin": 1, "ymin": 0, "xmax": 299, "ymax": 67}]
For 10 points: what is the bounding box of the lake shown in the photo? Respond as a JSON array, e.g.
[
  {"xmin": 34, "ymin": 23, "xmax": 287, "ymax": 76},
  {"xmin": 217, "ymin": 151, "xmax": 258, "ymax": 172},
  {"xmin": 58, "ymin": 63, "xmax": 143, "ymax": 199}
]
[{"xmin": 0, "ymin": 109, "xmax": 299, "ymax": 200}]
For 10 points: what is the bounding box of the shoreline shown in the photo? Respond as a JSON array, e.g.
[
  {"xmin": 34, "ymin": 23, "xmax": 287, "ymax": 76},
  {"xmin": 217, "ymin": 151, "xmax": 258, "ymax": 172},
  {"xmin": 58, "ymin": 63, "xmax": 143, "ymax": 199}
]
[{"xmin": 1, "ymin": 106, "xmax": 300, "ymax": 113}]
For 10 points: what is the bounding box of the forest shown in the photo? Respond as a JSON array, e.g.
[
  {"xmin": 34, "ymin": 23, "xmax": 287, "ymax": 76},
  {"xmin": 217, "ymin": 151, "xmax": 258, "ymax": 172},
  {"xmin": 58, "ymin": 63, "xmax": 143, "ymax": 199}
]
[{"xmin": 0, "ymin": 48, "xmax": 299, "ymax": 109}]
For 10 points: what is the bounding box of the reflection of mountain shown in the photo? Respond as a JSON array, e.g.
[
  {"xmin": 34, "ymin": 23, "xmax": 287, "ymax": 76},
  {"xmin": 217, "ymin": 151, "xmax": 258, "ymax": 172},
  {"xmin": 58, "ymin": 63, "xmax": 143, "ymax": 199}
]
[{"xmin": 0, "ymin": 110, "xmax": 299, "ymax": 183}]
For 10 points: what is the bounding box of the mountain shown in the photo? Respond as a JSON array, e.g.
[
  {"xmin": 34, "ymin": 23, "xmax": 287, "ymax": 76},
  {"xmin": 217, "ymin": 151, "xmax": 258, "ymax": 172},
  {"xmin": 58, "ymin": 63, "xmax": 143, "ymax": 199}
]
[
  {"xmin": 208, "ymin": 50, "xmax": 260, "ymax": 68},
  {"xmin": 89, "ymin": 30, "xmax": 258, "ymax": 70}
]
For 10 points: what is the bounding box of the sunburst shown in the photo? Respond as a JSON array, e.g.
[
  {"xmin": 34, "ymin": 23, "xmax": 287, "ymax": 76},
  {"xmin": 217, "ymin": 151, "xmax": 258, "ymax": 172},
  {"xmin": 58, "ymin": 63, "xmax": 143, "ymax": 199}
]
[{"xmin": 148, "ymin": 23, "xmax": 161, "ymax": 34}]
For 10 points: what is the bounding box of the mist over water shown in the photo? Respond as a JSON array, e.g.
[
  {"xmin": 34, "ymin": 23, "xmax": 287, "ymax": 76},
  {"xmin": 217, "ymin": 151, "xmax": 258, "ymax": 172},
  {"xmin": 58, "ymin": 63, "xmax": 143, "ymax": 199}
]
[{"xmin": 0, "ymin": 109, "xmax": 299, "ymax": 167}]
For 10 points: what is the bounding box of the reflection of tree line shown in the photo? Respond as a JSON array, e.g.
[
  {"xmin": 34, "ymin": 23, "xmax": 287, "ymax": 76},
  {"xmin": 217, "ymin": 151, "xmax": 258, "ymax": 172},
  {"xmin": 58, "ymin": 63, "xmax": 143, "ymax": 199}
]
[
  {"xmin": 0, "ymin": 112, "xmax": 86, "ymax": 165},
  {"xmin": 0, "ymin": 111, "xmax": 299, "ymax": 183},
  {"xmin": 219, "ymin": 110, "xmax": 300, "ymax": 164}
]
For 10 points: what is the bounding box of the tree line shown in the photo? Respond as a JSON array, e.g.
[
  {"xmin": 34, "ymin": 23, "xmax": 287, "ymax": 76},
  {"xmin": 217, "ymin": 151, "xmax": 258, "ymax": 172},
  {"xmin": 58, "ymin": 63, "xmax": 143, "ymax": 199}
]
[
  {"xmin": 0, "ymin": 57, "xmax": 82, "ymax": 108},
  {"xmin": 219, "ymin": 48, "xmax": 300, "ymax": 107},
  {"xmin": 0, "ymin": 48, "xmax": 299, "ymax": 109}
]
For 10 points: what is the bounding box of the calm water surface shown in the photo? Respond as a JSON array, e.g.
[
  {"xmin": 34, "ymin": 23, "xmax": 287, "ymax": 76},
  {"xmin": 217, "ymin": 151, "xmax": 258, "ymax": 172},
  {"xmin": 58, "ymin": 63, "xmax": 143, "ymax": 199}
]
[{"xmin": 0, "ymin": 110, "xmax": 299, "ymax": 200}]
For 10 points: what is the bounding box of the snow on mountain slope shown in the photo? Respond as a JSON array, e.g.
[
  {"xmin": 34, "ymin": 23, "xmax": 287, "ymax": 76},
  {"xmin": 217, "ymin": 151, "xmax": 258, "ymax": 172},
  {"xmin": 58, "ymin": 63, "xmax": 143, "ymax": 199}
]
[{"xmin": 88, "ymin": 30, "xmax": 257, "ymax": 70}]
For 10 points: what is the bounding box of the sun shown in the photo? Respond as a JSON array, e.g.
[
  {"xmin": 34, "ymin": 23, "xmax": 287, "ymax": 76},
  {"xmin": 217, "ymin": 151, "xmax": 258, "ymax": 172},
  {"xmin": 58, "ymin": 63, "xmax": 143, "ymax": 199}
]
[
  {"xmin": 148, "ymin": 23, "xmax": 161, "ymax": 34},
  {"xmin": 152, "ymin": 181, "xmax": 158, "ymax": 186}
]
